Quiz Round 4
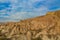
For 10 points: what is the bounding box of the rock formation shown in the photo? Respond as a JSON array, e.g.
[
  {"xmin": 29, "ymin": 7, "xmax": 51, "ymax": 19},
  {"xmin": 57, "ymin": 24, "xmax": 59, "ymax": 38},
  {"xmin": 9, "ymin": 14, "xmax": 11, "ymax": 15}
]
[{"xmin": 0, "ymin": 10, "xmax": 60, "ymax": 40}]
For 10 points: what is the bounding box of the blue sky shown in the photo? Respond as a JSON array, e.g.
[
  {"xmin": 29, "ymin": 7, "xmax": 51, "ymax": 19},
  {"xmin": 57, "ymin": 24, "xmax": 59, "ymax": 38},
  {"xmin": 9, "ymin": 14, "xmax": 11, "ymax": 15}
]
[{"xmin": 0, "ymin": 0, "xmax": 60, "ymax": 22}]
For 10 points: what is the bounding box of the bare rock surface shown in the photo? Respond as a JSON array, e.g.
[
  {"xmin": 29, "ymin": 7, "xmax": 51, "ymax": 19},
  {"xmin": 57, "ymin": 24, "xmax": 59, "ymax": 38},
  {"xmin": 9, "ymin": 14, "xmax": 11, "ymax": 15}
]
[{"xmin": 0, "ymin": 10, "xmax": 60, "ymax": 40}]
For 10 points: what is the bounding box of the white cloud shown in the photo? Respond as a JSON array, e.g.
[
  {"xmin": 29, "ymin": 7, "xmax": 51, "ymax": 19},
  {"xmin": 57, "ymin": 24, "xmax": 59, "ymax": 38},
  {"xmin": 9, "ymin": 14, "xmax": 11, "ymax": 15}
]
[{"xmin": 0, "ymin": 0, "xmax": 60, "ymax": 22}]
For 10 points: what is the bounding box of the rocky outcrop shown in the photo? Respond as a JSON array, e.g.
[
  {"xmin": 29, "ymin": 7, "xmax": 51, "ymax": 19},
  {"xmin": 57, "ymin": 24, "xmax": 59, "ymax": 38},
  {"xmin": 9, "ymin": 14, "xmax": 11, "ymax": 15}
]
[
  {"xmin": 0, "ymin": 10, "xmax": 60, "ymax": 40},
  {"xmin": 46, "ymin": 10, "xmax": 60, "ymax": 18}
]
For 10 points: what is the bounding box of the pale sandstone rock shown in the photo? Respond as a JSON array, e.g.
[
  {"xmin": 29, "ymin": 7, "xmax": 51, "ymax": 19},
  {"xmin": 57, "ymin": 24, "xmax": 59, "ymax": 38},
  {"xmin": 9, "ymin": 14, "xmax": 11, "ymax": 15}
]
[{"xmin": 0, "ymin": 10, "xmax": 60, "ymax": 40}]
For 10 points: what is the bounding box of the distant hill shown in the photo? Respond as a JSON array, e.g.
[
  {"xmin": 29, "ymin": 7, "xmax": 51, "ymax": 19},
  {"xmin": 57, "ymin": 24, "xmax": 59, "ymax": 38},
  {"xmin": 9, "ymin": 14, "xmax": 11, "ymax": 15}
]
[{"xmin": 0, "ymin": 10, "xmax": 60, "ymax": 40}]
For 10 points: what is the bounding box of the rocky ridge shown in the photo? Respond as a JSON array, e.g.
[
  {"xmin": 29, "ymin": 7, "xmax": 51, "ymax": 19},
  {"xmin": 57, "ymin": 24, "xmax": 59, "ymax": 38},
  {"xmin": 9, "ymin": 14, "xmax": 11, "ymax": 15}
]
[{"xmin": 0, "ymin": 10, "xmax": 60, "ymax": 40}]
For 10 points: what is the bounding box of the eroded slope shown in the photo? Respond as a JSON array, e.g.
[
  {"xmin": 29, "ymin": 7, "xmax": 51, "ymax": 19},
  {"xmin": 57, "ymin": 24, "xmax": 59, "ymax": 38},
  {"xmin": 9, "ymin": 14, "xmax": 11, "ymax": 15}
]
[{"xmin": 0, "ymin": 10, "xmax": 60, "ymax": 40}]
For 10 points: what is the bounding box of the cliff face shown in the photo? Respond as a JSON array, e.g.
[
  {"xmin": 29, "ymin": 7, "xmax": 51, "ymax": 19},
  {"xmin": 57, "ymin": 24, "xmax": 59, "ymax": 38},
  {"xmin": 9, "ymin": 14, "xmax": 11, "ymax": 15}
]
[{"xmin": 0, "ymin": 10, "xmax": 60, "ymax": 40}]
